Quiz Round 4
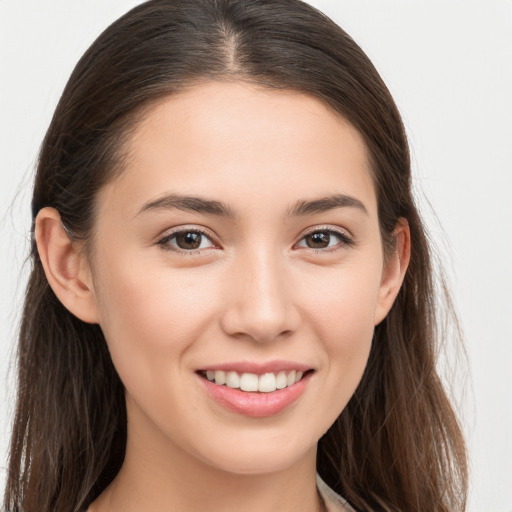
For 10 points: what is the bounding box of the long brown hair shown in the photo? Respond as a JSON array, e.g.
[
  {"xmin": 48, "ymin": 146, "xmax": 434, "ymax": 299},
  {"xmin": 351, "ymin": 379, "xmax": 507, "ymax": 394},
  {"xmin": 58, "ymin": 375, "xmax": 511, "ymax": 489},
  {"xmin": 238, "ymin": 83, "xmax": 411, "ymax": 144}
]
[{"xmin": 4, "ymin": 1, "xmax": 467, "ymax": 510}]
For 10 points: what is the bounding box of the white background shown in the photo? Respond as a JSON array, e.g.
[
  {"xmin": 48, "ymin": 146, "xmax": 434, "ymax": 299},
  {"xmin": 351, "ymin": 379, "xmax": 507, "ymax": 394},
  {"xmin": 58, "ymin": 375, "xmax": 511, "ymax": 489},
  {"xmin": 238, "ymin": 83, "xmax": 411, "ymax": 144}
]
[{"xmin": 0, "ymin": 1, "xmax": 511, "ymax": 510}]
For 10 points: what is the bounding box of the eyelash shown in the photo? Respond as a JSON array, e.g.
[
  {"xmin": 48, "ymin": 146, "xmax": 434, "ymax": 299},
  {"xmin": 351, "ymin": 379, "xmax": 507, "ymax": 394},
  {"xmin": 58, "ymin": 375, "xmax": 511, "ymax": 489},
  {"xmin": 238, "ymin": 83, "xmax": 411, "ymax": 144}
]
[
  {"xmin": 156, "ymin": 227, "xmax": 217, "ymax": 255},
  {"xmin": 156, "ymin": 226, "xmax": 354, "ymax": 255},
  {"xmin": 296, "ymin": 227, "xmax": 355, "ymax": 253}
]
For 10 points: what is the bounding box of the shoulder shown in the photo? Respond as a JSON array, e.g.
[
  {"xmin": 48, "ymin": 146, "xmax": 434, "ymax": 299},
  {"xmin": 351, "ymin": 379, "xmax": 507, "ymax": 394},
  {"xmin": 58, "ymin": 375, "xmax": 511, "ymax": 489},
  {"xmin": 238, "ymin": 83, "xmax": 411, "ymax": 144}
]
[{"xmin": 316, "ymin": 474, "xmax": 356, "ymax": 512}]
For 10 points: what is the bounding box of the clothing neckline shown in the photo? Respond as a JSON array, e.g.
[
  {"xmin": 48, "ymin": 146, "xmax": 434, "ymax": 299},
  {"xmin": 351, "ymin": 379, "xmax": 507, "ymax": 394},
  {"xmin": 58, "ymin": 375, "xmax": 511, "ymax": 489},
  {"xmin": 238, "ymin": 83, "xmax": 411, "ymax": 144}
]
[{"xmin": 316, "ymin": 473, "xmax": 356, "ymax": 512}]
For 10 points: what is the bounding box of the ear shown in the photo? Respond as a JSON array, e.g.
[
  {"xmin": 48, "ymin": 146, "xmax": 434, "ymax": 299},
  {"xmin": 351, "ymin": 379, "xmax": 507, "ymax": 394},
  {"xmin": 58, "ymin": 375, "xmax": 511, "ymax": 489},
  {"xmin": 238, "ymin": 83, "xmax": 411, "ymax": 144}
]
[
  {"xmin": 374, "ymin": 218, "xmax": 411, "ymax": 325},
  {"xmin": 35, "ymin": 207, "xmax": 99, "ymax": 324}
]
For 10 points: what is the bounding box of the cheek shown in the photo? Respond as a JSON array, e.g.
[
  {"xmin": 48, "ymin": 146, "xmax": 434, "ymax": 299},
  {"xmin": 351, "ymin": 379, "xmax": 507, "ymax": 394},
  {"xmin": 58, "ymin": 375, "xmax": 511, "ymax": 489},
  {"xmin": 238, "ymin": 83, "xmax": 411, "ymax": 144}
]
[
  {"xmin": 300, "ymin": 262, "xmax": 380, "ymax": 397},
  {"xmin": 303, "ymin": 259, "xmax": 381, "ymax": 345},
  {"xmin": 92, "ymin": 254, "xmax": 219, "ymax": 380}
]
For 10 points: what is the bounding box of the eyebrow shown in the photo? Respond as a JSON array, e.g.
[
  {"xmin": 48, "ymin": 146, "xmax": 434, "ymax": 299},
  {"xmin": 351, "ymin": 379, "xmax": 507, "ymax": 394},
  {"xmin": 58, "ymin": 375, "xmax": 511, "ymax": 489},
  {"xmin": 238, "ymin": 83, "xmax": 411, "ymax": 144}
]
[
  {"xmin": 287, "ymin": 194, "xmax": 368, "ymax": 216},
  {"xmin": 136, "ymin": 193, "xmax": 237, "ymax": 218},
  {"xmin": 136, "ymin": 192, "xmax": 367, "ymax": 219}
]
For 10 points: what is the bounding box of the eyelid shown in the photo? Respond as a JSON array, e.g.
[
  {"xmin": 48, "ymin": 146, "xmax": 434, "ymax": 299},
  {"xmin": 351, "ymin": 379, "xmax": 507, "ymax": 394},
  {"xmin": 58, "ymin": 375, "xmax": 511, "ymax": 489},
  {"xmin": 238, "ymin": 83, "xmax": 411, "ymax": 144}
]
[
  {"xmin": 294, "ymin": 225, "xmax": 355, "ymax": 251},
  {"xmin": 156, "ymin": 225, "xmax": 221, "ymax": 254},
  {"xmin": 154, "ymin": 224, "xmax": 354, "ymax": 255}
]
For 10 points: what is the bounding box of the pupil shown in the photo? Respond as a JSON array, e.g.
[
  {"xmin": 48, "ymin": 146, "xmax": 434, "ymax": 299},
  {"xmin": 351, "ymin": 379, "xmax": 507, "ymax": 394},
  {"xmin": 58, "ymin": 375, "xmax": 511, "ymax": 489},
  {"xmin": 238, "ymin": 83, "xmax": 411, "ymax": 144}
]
[
  {"xmin": 177, "ymin": 232, "xmax": 201, "ymax": 249},
  {"xmin": 307, "ymin": 232, "xmax": 330, "ymax": 248}
]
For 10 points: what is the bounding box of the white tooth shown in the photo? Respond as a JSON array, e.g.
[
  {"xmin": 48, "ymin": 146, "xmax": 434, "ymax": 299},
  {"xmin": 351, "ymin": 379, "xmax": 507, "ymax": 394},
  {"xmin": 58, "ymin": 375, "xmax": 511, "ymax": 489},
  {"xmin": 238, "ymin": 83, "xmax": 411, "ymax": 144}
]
[
  {"xmin": 240, "ymin": 372, "xmax": 259, "ymax": 392},
  {"xmin": 295, "ymin": 371, "xmax": 303, "ymax": 383},
  {"xmin": 206, "ymin": 370, "xmax": 215, "ymax": 381},
  {"xmin": 276, "ymin": 371, "xmax": 287, "ymax": 389},
  {"xmin": 214, "ymin": 370, "xmax": 226, "ymax": 385},
  {"xmin": 286, "ymin": 370, "xmax": 296, "ymax": 387},
  {"xmin": 258, "ymin": 372, "xmax": 277, "ymax": 393},
  {"xmin": 226, "ymin": 371, "xmax": 240, "ymax": 389}
]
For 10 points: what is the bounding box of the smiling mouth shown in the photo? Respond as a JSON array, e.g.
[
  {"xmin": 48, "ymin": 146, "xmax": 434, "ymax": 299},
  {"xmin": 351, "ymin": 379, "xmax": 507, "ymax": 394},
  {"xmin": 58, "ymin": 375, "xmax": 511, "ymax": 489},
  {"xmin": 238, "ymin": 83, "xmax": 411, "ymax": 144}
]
[{"xmin": 197, "ymin": 369, "xmax": 313, "ymax": 393}]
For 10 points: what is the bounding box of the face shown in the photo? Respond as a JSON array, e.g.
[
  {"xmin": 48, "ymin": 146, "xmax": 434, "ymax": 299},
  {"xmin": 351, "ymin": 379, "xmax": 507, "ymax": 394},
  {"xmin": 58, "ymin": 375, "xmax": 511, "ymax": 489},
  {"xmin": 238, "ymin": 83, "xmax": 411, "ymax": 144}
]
[{"xmin": 87, "ymin": 81, "xmax": 396, "ymax": 475}]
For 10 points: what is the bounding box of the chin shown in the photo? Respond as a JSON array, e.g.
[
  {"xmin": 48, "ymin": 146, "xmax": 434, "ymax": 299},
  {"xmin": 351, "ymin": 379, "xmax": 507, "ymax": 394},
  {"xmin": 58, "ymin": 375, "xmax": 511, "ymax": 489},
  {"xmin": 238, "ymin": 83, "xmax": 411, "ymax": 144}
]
[{"xmin": 193, "ymin": 433, "xmax": 317, "ymax": 476}]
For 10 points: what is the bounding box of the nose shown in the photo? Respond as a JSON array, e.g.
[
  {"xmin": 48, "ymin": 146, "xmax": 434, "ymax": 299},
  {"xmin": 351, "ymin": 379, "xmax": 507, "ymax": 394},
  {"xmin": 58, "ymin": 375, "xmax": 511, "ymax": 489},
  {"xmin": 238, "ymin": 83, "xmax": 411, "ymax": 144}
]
[{"xmin": 219, "ymin": 248, "xmax": 301, "ymax": 343}]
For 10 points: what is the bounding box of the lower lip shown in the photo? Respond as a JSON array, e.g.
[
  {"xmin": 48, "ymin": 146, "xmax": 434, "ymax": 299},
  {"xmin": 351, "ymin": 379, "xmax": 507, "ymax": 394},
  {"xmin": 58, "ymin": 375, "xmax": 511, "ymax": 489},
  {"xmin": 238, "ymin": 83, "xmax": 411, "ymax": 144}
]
[{"xmin": 198, "ymin": 373, "xmax": 312, "ymax": 418}]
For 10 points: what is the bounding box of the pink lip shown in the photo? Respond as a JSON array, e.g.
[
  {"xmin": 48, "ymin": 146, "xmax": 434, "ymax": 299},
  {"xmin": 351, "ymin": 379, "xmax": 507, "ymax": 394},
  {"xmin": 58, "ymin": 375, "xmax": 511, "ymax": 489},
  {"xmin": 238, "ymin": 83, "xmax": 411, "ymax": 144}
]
[
  {"xmin": 197, "ymin": 370, "xmax": 312, "ymax": 418},
  {"xmin": 199, "ymin": 360, "xmax": 311, "ymax": 375}
]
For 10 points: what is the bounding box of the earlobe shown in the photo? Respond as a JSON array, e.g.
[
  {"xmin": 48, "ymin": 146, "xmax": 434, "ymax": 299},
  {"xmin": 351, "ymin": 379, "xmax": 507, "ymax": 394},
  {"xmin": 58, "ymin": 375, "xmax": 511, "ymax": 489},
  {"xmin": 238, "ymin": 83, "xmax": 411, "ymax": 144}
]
[
  {"xmin": 374, "ymin": 218, "xmax": 411, "ymax": 325},
  {"xmin": 35, "ymin": 207, "xmax": 99, "ymax": 324}
]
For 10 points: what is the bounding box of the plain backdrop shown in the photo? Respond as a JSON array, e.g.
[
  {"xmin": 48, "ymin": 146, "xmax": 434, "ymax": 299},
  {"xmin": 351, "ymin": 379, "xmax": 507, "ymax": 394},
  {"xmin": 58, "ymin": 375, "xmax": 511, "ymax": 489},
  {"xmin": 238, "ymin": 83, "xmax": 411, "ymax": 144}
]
[{"xmin": 1, "ymin": 1, "xmax": 511, "ymax": 510}]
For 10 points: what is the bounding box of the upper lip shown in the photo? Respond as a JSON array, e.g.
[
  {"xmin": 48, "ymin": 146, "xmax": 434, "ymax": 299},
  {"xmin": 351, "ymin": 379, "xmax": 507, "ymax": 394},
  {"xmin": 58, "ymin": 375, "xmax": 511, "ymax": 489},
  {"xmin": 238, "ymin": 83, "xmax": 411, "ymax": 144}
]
[{"xmin": 198, "ymin": 360, "xmax": 312, "ymax": 375}]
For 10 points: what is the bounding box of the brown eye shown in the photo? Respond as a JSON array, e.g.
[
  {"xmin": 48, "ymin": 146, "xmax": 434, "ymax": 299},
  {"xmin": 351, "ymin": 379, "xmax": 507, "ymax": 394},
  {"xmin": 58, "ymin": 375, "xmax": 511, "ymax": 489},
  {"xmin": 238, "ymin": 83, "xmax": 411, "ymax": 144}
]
[
  {"xmin": 175, "ymin": 232, "xmax": 203, "ymax": 249},
  {"xmin": 296, "ymin": 229, "xmax": 353, "ymax": 251},
  {"xmin": 158, "ymin": 230, "xmax": 215, "ymax": 252},
  {"xmin": 304, "ymin": 232, "xmax": 332, "ymax": 248}
]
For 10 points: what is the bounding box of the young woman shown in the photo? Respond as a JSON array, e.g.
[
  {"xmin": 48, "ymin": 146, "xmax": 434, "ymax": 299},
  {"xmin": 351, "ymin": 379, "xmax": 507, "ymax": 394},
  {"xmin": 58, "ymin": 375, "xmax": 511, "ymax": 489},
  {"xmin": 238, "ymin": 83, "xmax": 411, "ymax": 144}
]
[{"xmin": 4, "ymin": 1, "xmax": 468, "ymax": 511}]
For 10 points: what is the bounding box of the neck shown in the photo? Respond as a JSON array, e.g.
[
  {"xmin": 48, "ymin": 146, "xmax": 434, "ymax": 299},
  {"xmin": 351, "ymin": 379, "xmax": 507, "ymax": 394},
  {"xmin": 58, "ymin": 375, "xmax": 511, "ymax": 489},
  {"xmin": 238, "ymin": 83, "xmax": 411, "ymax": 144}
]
[{"xmin": 90, "ymin": 417, "xmax": 323, "ymax": 512}]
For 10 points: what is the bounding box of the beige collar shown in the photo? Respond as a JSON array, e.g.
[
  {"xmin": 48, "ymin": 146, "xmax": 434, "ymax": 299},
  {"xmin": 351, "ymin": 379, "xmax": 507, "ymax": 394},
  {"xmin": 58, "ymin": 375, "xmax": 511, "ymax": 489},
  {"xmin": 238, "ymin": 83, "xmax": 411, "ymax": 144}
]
[{"xmin": 316, "ymin": 474, "xmax": 356, "ymax": 512}]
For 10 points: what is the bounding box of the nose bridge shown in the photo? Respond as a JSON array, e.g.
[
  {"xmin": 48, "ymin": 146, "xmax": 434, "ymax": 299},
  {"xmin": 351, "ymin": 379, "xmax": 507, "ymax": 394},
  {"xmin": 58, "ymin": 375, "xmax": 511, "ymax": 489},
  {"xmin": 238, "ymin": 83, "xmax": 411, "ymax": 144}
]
[{"xmin": 220, "ymin": 242, "xmax": 299, "ymax": 343}]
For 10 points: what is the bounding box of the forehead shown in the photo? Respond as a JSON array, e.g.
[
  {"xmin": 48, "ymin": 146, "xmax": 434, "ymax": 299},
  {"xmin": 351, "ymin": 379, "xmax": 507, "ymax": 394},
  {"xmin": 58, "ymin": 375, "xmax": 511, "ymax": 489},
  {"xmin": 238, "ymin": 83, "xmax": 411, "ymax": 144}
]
[{"xmin": 99, "ymin": 81, "xmax": 377, "ymax": 220}]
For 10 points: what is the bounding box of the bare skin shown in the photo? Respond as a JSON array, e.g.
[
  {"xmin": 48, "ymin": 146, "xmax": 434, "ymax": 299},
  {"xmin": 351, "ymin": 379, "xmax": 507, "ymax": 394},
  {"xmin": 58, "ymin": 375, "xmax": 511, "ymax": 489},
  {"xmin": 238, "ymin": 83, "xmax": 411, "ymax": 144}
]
[{"xmin": 35, "ymin": 82, "xmax": 410, "ymax": 512}]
